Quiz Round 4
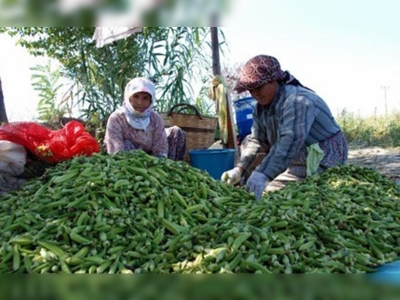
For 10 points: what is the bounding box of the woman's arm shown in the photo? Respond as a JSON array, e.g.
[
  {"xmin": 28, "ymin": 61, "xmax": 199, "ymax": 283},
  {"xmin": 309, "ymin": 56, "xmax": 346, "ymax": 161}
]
[
  {"xmin": 104, "ymin": 112, "xmax": 127, "ymax": 154},
  {"xmin": 237, "ymin": 111, "xmax": 270, "ymax": 176}
]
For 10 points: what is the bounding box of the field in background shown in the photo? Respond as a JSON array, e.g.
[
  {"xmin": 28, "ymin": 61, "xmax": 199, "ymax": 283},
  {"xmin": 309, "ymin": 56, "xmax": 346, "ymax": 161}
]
[{"xmin": 336, "ymin": 109, "xmax": 400, "ymax": 148}]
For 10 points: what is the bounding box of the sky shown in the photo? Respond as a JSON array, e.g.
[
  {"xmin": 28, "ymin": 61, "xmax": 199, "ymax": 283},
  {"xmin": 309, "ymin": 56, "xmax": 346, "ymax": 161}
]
[
  {"xmin": 221, "ymin": 0, "xmax": 400, "ymax": 116},
  {"xmin": 0, "ymin": 34, "xmax": 49, "ymax": 122},
  {"xmin": 0, "ymin": 0, "xmax": 399, "ymax": 121}
]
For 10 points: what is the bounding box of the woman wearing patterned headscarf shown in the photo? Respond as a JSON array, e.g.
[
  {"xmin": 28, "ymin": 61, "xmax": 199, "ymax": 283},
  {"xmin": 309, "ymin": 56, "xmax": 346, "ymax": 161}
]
[
  {"xmin": 222, "ymin": 55, "xmax": 348, "ymax": 199},
  {"xmin": 104, "ymin": 77, "xmax": 186, "ymax": 161}
]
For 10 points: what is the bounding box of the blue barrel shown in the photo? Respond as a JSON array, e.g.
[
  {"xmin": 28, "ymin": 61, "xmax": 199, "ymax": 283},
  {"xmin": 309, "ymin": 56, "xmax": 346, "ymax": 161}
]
[
  {"xmin": 233, "ymin": 97, "xmax": 257, "ymax": 139},
  {"xmin": 189, "ymin": 149, "xmax": 236, "ymax": 180}
]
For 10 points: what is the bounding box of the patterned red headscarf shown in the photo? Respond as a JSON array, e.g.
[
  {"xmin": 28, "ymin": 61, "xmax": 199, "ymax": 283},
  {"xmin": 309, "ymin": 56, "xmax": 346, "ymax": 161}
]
[{"xmin": 234, "ymin": 55, "xmax": 287, "ymax": 93}]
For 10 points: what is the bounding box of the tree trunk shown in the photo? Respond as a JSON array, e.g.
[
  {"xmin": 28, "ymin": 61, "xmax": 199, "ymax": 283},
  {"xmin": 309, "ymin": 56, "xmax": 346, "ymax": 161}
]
[{"xmin": 0, "ymin": 77, "xmax": 8, "ymax": 123}]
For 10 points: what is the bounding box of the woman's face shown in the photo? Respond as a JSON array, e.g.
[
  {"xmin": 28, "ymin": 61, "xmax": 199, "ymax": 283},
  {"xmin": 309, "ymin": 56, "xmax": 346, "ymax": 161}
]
[
  {"xmin": 249, "ymin": 81, "xmax": 278, "ymax": 106},
  {"xmin": 129, "ymin": 92, "xmax": 152, "ymax": 112}
]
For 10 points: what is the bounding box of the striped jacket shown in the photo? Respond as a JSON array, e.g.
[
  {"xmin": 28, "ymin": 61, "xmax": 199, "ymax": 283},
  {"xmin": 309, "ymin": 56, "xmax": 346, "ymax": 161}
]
[{"xmin": 237, "ymin": 84, "xmax": 342, "ymax": 180}]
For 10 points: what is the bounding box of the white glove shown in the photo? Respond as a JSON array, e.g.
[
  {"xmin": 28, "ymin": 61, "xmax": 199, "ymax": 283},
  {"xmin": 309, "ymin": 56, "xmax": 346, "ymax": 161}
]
[
  {"xmin": 246, "ymin": 171, "xmax": 269, "ymax": 200},
  {"xmin": 221, "ymin": 167, "xmax": 242, "ymax": 185}
]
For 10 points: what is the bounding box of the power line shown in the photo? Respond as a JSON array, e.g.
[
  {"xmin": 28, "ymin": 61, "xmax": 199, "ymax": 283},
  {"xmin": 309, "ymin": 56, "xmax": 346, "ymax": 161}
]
[{"xmin": 381, "ymin": 86, "xmax": 390, "ymax": 115}]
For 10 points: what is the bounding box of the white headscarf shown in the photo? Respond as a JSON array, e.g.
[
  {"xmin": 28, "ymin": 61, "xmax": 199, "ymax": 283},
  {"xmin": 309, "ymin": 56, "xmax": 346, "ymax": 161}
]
[{"xmin": 119, "ymin": 77, "xmax": 156, "ymax": 131}]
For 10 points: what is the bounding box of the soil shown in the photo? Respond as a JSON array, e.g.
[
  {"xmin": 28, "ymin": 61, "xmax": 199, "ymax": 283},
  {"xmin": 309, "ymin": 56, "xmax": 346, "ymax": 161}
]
[{"xmin": 347, "ymin": 143, "xmax": 400, "ymax": 181}]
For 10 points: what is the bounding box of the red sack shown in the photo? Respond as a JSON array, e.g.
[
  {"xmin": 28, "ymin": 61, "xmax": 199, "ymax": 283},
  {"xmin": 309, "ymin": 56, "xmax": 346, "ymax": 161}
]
[{"xmin": 0, "ymin": 121, "xmax": 100, "ymax": 163}]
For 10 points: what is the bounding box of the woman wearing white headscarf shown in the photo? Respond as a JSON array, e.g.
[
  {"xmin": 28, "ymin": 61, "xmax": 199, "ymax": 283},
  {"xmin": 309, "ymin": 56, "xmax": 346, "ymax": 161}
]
[{"xmin": 104, "ymin": 77, "xmax": 186, "ymax": 160}]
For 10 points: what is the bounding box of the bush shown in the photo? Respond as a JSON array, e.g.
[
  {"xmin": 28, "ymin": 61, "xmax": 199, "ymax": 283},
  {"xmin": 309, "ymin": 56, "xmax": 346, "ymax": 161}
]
[{"xmin": 336, "ymin": 109, "xmax": 400, "ymax": 147}]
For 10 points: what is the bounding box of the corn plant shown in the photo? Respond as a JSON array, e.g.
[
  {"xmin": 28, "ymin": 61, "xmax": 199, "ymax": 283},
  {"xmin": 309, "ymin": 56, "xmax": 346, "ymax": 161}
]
[{"xmin": 30, "ymin": 60, "xmax": 73, "ymax": 124}]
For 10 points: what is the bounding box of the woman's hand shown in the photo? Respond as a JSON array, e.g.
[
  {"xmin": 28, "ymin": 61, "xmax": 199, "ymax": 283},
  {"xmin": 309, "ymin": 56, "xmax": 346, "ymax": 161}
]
[
  {"xmin": 246, "ymin": 171, "xmax": 269, "ymax": 200},
  {"xmin": 221, "ymin": 167, "xmax": 243, "ymax": 185}
]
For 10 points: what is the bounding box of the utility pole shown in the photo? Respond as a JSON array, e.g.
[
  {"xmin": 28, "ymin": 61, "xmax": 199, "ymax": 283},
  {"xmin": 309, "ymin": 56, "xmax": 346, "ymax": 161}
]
[
  {"xmin": 210, "ymin": 27, "xmax": 221, "ymax": 77},
  {"xmin": 381, "ymin": 86, "xmax": 390, "ymax": 116},
  {"xmin": 210, "ymin": 24, "xmax": 237, "ymax": 152}
]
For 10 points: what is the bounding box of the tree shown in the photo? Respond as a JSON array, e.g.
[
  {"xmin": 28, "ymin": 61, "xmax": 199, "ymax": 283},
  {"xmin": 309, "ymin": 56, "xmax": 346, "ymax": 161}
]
[
  {"xmin": 0, "ymin": 77, "xmax": 8, "ymax": 123},
  {"xmin": 221, "ymin": 62, "xmax": 250, "ymax": 101},
  {"xmin": 0, "ymin": 27, "xmax": 225, "ymax": 123}
]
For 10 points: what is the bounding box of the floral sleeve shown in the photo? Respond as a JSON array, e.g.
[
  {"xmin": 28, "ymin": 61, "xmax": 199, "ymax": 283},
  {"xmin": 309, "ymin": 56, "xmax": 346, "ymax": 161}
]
[{"xmin": 104, "ymin": 112, "xmax": 126, "ymax": 154}]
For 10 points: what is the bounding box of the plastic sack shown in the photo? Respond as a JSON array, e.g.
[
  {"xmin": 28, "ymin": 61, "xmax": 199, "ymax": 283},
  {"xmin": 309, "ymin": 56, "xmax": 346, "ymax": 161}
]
[
  {"xmin": 0, "ymin": 141, "xmax": 27, "ymax": 176},
  {"xmin": 0, "ymin": 121, "xmax": 100, "ymax": 163}
]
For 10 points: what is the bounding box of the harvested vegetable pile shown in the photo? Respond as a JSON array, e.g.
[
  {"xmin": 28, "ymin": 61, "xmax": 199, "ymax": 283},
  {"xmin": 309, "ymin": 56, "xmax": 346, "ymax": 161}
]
[{"xmin": 0, "ymin": 150, "xmax": 399, "ymax": 273}]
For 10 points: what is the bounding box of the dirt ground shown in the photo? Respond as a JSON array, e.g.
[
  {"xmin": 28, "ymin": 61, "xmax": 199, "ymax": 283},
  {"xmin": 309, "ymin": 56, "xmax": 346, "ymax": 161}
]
[{"xmin": 347, "ymin": 144, "xmax": 400, "ymax": 182}]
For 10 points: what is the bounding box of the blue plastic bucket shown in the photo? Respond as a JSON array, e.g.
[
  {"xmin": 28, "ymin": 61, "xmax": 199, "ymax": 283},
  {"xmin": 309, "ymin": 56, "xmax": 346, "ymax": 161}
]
[
  {"xmin": 368, "ymin": 260, "xmax": 400, "ymax": 283},
  {"xmin": 189, "ymin": 149, "xmax": 236, "ymax": 180},
  {"xmin": 233, "ymin": 97, "xmax": 257, "ymax": 139}
]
